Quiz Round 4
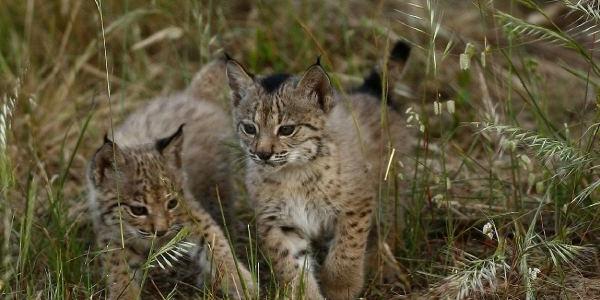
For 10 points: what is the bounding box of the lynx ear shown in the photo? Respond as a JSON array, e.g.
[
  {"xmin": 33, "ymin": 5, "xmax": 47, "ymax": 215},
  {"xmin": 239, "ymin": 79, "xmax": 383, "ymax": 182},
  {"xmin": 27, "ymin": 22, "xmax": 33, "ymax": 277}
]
[
  {"xmin": 226, "ymin": 59, "xmax": 254, "ymax": 107},
  {"xmin": 156, "ymin": 124, "xmax": 184, "ymax": 169},
  {"xmin": 296, "ymin": 62, "xmax": 334, "ymax": 112},
  {"xmin": 91, "ymin": 136, "xmax": 127, "ymax": 185}
]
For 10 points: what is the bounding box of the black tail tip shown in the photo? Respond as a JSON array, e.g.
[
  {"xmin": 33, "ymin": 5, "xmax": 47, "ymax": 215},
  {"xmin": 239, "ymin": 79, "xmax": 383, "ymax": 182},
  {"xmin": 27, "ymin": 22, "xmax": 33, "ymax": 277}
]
[
  {"xmin": 353, "ymin": 40, "xmax": 411, "ymax": 110},
  {"xmin": 390, "ymin": 40, "xmax": 411, "ymax": 62},
  {"xmin": 358, "ymin": 70, "xmax": 383, "ymax": 98}
]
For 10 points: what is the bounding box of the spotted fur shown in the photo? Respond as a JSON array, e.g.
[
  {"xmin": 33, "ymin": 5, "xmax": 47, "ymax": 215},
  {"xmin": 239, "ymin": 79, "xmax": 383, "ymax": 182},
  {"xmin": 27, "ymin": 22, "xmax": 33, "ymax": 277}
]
[
  {"xmin": 87, "ymin": 61, "xmax": 254, "ymax": 299},
  {"xmin": 115, "ymin": 59, "xmax": 234, "ymax": 225},
  {"xmin": 226, "ymin": 51, "xmax": 410, "ymax": 299}
]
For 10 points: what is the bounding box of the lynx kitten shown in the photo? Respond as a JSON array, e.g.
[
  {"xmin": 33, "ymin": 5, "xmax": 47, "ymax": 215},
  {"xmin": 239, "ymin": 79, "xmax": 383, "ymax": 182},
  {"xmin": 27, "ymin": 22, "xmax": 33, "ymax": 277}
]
[
  {"xmin": 87, "ymin": 61, "xmax": 254, "ymax": 299},
  {"xmin": 226, "ymin": 43, "xmax": 411, "ymax": 299}
]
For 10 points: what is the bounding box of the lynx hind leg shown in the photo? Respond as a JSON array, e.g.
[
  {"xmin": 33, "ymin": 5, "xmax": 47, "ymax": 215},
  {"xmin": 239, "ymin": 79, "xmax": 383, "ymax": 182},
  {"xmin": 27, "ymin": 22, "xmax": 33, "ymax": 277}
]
[{"xmin": 364, "ymin": 233, "xmax": 411, "ymax": 294}]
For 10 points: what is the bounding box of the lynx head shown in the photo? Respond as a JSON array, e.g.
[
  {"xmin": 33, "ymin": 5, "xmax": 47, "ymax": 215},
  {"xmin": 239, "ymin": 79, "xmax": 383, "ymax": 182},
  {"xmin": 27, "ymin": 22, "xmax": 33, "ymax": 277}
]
[
  {"xmin": 89, "ymin": 125, "xmax": 187, "ymax": 243},
  {"xmin": 226, "ymin": 58, "xmax": 335, "ymax": 169}
]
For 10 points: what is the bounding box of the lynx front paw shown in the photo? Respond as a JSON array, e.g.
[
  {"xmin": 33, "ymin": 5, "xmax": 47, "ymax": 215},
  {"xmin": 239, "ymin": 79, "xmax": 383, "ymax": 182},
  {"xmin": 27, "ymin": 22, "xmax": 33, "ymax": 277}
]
[{"xmin": 320, "ymin": 258, "xmax": 364, "ymax": 300}]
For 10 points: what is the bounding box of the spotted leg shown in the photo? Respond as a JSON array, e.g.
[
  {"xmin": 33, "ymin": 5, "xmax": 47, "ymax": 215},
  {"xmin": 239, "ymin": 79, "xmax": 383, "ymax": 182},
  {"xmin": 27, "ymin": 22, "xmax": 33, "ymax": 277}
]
[
  {"xmin": 320, "ymin": 197, "xmax": 374, "ymax": 300},
  {"xmin": 258, "ymin": 213, "xmax": 324, "ymax": 300}
]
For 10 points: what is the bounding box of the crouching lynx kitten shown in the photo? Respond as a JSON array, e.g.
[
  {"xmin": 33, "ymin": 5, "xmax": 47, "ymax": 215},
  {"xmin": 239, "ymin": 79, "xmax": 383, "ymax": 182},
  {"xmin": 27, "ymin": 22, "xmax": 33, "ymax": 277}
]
[
  {"xmin": 226, "ymin": 43, "xmax": 411, "ymax": 299},
  {"xmin": 87, "ymin": 61, "xmax": 255, "ymax": 299}
]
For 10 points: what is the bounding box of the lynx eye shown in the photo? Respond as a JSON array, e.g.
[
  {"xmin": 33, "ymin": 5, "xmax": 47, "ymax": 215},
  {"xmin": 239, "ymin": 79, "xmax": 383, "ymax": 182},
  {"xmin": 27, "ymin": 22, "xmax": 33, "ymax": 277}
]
[
  {"xmin": 167, "ymin": 198, "xmax": 178, "ymax": 210},
  {"xmin": 278, "ymin": 125, "xmax": 296, "ymax": 136},
  {"xmin": 241, "ymin": 123, "xmax": 257, "ymax": 135},
  {"xmin": 129, "ymin": 205, "xmax": 148, "ymax": 217}
]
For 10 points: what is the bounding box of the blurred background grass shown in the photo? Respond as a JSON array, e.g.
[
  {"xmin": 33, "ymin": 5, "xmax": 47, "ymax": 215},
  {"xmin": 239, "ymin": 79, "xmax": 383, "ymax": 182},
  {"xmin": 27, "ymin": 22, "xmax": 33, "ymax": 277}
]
[{"xmin": 1, "ymin": 0, "xmax": 600, "ymax": 299}]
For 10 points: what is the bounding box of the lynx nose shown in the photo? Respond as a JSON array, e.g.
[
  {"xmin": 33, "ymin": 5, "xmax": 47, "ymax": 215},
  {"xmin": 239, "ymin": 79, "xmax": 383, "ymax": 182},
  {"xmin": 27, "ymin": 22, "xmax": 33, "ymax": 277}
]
[
  {"xmin": 256, "ymin": 151, "xmax": 272, "ymax": 161},
  {"xmin": 153, "ymin": 217, "xmax": 169, "ymax": 237}
]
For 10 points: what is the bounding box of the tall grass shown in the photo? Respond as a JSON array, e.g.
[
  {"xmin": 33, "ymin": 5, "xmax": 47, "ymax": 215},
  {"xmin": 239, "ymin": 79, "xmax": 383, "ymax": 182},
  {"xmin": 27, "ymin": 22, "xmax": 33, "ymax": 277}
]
[{"xmin": 1, "ymin": 0, "xmax": 599, "ymax": 299}]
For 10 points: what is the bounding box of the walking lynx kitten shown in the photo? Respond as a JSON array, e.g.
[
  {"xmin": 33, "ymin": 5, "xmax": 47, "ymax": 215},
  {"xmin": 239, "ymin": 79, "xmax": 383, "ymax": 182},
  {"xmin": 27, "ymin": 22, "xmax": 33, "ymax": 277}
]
[
  {"xmin": 87, "ymin": 61, "xmax": 254, "ymax": 299},
  {"xmin": 226, "ymin": 43, "xmax": 411, "ymax": 299}
]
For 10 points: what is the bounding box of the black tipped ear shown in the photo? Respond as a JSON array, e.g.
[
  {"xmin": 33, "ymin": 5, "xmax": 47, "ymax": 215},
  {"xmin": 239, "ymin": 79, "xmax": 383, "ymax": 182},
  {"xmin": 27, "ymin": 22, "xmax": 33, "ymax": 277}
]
[
  {"xmin": 296, "ymin": 64, "xmax": 334, "ymax": 112},
  {"xmin": 156, "ymin": 124, "xmax": 185, "ymax": 169},
  {"xmin": 91, "ymin": 138, "xmax": 127, "ymax": 185},
  {"xmin": 225, "ymin": 59, "xmax": 254, "ymax": 107},
  {"xmin": 103, "ymin": 133, "xmax": 112, "ymax": 144}
]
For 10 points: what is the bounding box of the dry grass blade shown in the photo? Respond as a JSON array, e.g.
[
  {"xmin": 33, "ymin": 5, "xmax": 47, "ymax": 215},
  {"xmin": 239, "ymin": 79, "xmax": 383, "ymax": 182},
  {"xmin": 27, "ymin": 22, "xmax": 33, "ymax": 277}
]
[
  {"xmin": 429, "ymin": 252, "xmax": 510, "ymax": 300},
  {"xmin": 474, "ymin": 122, "xmax": 591, "ymax": 179},
  {"xmin": 144, "ymin": 227, "xmax": 194, "ymax": 270},
  {"xmin": 496, "ymin": 11, "xmax": 573, "ymax": 47},
  {"xmin": 564, "ymin": 0, "xmax": 600, "ymax": 23},
  {"xmin": 543, "ymin": 239, "xmax": 596, "ymax": 269}
]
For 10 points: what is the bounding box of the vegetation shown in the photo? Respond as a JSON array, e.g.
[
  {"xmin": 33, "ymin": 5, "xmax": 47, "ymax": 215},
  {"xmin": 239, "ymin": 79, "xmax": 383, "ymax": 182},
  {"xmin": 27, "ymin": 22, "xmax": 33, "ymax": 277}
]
[{"xmin": 1, "ymin": 0, "xmax": 600, "ymax": 298}]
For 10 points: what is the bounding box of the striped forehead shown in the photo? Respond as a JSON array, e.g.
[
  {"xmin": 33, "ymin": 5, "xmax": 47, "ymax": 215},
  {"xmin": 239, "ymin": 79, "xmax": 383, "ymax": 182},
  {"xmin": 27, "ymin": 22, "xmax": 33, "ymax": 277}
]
[
  {"xmin": 252, "ymin": 85, "xmax": 293, "ymax": 126},
  {"xmin": 129, "ymin": 151, "xmax": 174, "ymax": 204}
]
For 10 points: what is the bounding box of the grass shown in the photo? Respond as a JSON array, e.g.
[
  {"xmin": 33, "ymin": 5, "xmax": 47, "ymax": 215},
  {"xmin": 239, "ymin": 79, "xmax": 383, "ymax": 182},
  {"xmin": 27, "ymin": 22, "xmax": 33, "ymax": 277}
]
[{"xmin": 1, "ymin": 0, "xmax": 600, "ymax": 299}]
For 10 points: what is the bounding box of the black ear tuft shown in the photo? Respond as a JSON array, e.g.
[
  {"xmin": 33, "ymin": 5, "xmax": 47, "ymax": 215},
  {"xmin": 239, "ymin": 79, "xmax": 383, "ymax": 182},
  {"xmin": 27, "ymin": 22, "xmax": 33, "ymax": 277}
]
[
  {"xmin": 296, "ymin": 64, "xmax": 334, "ymax": 112},
  {"xmin": 315, "ymin": 55, "xmax": 322, "ymax": 66},
  {"xmin": 224, "ymin": 52, "xmax": 233, "ymax": 61},
  {"xmin": 103, "ymin": 133, "xmax": 113, "ymax": 145},
  {"xmin": 390, "ymin": 40, "xmax": 411, "ymax": 62},
  {"xmin": 156, "ymin": 124, "xmax": 185, "ymax": 154}
]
